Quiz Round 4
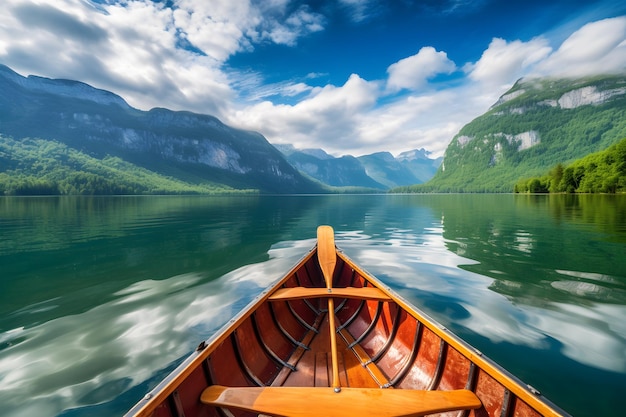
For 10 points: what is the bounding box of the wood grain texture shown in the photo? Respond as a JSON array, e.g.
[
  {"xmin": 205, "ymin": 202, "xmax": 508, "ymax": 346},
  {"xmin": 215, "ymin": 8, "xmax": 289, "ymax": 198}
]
[
  {"xmin": 201, "ymin": 385, "xmax": 482, "ymax": 417},
  {"xmin": 269, "ymin": 287, "xmax": 391, "ymax": 301}
]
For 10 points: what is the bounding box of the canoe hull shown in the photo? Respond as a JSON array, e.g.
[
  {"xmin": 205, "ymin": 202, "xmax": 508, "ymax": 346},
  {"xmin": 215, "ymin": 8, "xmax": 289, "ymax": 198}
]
[{"xmin": 126, "ymin": 240, "xmax": 570, "ymax": 417}]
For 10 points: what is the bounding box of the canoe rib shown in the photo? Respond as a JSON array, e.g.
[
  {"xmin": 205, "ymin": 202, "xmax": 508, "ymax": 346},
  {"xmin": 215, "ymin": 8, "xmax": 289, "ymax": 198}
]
[{"xmin": 200, "ymin": 385, "xmax": 482, "ymax": 417}]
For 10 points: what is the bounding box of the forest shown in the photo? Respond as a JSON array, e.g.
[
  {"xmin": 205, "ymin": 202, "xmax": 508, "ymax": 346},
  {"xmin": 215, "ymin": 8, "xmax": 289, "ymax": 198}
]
[
  {"xmin": 514, "ymin": 137, "xmax": 626, "ymax": 193},
  {"xmin": 0, "ymin": 135, "xmax": 248, "ymax": 195}
]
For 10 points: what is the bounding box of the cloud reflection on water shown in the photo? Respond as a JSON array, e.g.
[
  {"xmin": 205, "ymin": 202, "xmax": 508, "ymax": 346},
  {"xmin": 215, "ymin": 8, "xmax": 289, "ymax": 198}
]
[
  {"xmin": 1, "ymin": 219, "xmax": 625, "ymax": 417},
  {"xmin": 0, "ymin": 240, "xmax": 311, "ymax": 417},
  {"xmin": 336, "ymin": 229, "xmax": 626, "ymax": 374}
]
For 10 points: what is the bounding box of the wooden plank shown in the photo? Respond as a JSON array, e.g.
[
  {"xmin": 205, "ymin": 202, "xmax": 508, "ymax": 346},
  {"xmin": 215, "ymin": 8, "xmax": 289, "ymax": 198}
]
[
  {"xmin": 271, "ymin": 315, "xmax": 324, "ymax": 387},
  {"xmin": 315, "ymin": 352, "xmax": 348, "ymax": 388},
  {"xmin": 337, "ymin": 351, "xmax": 349, "ymax": 388},
  {"xmin": 201, "ymin": 385, "xmax": 482, "ymax": 417},
  {"xmin": 269, "ymin": 287, "xmax": 392, "ymax": 301},
  {"xmin": 337, "ymin": 326, "xmax": 391, "ymax": 388},
  {"xmin": 315, "ymin": 352, "xmax": 329, "ymax": 387}
]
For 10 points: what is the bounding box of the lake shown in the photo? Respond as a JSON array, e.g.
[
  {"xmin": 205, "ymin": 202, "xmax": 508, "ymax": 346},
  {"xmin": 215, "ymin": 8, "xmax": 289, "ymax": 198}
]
[{"xmin": 1, "ymin": 194, "xmax": 625, "ymax": 417}]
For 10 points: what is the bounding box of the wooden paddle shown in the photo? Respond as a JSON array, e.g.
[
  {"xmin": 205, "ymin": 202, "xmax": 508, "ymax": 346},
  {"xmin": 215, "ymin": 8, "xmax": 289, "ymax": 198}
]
[{"xmin": 316, "ymin": 225, "xmax": 340, "ymax": 391}]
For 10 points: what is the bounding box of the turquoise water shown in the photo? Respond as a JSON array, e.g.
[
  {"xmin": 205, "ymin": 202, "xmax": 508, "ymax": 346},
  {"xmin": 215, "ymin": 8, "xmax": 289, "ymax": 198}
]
[{"xmin": 1, "ymin": 194, "xmax": 624, "ymax": 416}]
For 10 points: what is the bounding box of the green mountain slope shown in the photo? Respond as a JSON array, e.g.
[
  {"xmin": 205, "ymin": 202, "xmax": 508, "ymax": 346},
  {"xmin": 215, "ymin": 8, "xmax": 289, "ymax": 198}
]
[
  {"xmin": 397, "ymin": 75, "xmax": 626, "ymax": 192},
  {"xmin": 0, "ymin": 135, "xmax": 245, "ymax": 195}
]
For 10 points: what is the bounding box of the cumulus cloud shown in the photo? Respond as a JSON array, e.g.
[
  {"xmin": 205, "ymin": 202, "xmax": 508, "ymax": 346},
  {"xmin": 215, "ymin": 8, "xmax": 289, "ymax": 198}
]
[
  {"xmin": 386, "ymin": 47, "xmax": 456, "ymax": 92},
  {"xmin": 173, "ymin": 0, "xmax": 325, "ymax": 56},
  {"xmin": 230, "ymin": 72, "xmax": 481, "ymax": 158},
  {"xmin": 355, "ymin": 93, "xmax": 467, "ymax": 157},
  {"xmin": 467, "ymin": 37, "xmax": 552, "ymax": 88},
  {"xmin": 534, "ymin": 16, "xmax": 626, "ymax": 77},
  {"xmin": 172, "ymin": 1, "xmax": 252, "ymax": 62},
  {"xmin": 229, "ymin": 74, "xmax": 379, "ymax": 155},
  {"xmin": 12, "ymin": 2, "xmax": 106, "ymax": 42},
  {"xmin": 1, "ymin": 0, "xmax": 231, "ymax": 114},
  {"xmin": 269, "ymin": 5, "xmax": 325, "ymax": 45}
]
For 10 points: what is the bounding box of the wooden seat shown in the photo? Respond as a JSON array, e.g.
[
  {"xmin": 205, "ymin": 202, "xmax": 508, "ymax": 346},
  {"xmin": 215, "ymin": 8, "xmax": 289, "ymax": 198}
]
[
  {"xmin": 268, "ymin": 286, "xmax": 391, "ymax": 301},
  {"xmin": 201, "ymin": 385, "xmax": 482, "ymax": 417}
]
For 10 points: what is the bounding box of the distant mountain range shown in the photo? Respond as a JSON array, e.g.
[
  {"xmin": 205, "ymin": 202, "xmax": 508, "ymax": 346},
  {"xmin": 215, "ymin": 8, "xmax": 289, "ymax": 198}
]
[
  {"xmin": 275, "ymin": 145, "xmax": 442, "ymax": 190},
  {"xmin": 3, "ymin": 63, "xmax": 622, "ymax": 195},
  {"xmin": 403, "ymin": 74, "xmax": 626, "ymax": 192},
  {"xmin": 0, "ymin": 64, "xmax": 440, "ymax": 194}
]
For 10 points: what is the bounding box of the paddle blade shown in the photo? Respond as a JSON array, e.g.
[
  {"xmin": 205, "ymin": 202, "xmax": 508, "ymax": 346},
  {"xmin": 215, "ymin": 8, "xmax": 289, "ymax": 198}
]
[{"xmin": 317, "ymin": 225, "xmax": 336, "ymax": 289}]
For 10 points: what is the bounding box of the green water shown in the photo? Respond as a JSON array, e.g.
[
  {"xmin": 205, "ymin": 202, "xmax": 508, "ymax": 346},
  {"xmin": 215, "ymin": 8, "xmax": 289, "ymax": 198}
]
[{"xmin": 1, "ymin": 194, "xmax": 625, "ymax": 417}]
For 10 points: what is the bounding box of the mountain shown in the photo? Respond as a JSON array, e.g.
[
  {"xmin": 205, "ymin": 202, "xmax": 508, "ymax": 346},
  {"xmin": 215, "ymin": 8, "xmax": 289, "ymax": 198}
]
[
  {"xmin": 0, "ymin": 64, "xmax": 322, "ymax": 194},
  {"xmin": 358, "ymin": 150, "xmax": 442, "ymax": 189},
  {"xmin": 401, "ymin": 74, "xmax": 626, "ymax": 193},
  {"xmin": 276, "ymin": 146, "xmax": 441, "ymax": 190}
]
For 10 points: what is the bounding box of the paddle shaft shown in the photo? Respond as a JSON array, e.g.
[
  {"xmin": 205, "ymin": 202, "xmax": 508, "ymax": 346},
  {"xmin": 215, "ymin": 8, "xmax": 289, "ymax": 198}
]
[
  {"xmin": 327, "ymin": 297, "xmax": 340, "ymax": 390},
  {"xmin": 317, "ymin": 226, "xmax": 340, "ymax": 391}
]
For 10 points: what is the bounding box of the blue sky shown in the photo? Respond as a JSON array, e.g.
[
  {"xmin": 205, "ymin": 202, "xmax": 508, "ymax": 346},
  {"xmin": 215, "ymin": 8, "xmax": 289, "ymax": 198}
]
[{"xmin": 1, "ymin": 0, "xmax": 626, "ymax": 157}]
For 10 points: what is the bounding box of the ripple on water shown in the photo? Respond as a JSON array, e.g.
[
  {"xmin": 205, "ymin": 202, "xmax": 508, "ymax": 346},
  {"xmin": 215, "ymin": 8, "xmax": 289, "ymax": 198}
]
[{"xmin": 553, "ymin": 270, "xmax": 626, "ymax": 303}]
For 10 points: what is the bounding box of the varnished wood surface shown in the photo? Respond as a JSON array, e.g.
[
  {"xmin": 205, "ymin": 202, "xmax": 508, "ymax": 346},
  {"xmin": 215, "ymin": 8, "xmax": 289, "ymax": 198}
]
[
  {"xmin": 201, "ymin": 385, "xmax": 481, "ymax": 417},
  {"xmin": 268, "ymin": 286, "xmax": 392, "ymax": 301},
  {"xmin": 316, "ymin": 225, "xmax": 341, "ymax": 389},
  {"xmin": 316, "ymin": 225, "xmax": 336, "ymax": 289}
]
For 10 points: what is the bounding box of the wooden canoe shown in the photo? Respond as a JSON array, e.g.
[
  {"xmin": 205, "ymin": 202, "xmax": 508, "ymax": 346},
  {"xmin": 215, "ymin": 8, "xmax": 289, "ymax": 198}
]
[{"xmin": 125, "ymin": 226, "xmax": 571, "ymax": 417}]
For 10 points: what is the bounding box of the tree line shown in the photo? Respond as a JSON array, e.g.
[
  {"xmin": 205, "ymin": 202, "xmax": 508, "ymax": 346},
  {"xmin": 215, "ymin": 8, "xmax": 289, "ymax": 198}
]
[{"xmin": 514, "ymin": 137, "xmax": 626, "ymax": 193}]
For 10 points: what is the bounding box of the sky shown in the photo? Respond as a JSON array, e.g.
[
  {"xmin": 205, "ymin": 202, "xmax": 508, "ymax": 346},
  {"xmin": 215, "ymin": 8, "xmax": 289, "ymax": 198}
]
[{"xmin": 1, "ymin": 1, "xmax": 626, "ymax": 158}]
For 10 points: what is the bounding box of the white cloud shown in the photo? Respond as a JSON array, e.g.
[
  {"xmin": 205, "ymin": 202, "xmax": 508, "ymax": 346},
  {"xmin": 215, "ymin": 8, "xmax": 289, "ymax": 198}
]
[
  {"xmin": 229, "ymin": 74, "xmax": 379, "ymax": 155},
  {"xmin": 172, "ymin": 1, "xmax": 252, "ymax": 62},
  {"xmin": 534, "ymin": 16, "xmax": 626, "ymax": 77},
  {"xmin": 386, "ymin": 47, "xmax": 456, "ymax": 92},
  {"xmin": 172, "ymin": 1, "xmax": 324, "ymax": 55},
  {"xmin": 356, "ymin": 92, "xmax": 472, "ymax": 157},
  {"xmin": 467, "ymin": 37, "xmax": 552, "ymax": 88},
  {"xmin": 229, "ymin": 70, "xmax": 488, "ymax": 158}
]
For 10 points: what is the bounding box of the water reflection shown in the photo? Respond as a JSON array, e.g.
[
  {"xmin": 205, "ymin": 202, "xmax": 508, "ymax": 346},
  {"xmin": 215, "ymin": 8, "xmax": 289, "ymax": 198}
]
[
  {"xmin": 339, "ymin": 229, "xmax": 626, "ymax": 373},
  {"xmin": 0, "ymin": 194, "xmax": 624, "ymax": 417},
  {"xmin": 0, "ymin": 196, "xmax": 320, "ymax": 330},
  {"xmin": 0, "ymin": 240, "xmax": 311, "ymax": 417}
]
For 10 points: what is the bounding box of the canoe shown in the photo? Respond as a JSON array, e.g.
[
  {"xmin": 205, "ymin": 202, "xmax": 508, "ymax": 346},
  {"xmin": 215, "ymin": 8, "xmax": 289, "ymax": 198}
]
[{"xmin": 125, "ymin": 226, "xmax": 571, "ymax": 417}]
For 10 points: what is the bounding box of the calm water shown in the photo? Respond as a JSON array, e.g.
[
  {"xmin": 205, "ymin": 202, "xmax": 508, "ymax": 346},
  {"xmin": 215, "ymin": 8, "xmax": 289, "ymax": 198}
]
[{"xmin": 1, "ymin": 194, "xmax": 625, "ymax": 417}]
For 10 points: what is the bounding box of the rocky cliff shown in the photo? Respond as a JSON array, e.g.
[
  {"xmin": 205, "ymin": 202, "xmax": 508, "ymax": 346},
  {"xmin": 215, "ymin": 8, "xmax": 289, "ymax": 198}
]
[
  {"xmin": 414, "ymin": 74, "xmax": 626, "ymax": 192},
  {"xmin": 0, "ymin": 64, "xmax": 321, "ymax": 193}
]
